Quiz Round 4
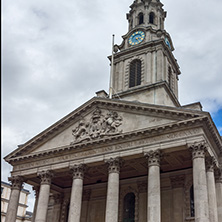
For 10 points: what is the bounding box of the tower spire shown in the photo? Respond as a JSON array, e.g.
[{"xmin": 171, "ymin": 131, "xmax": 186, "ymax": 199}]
[
  {"xmin": 127, "ymin": 0, "xmax": 166, "ymax": 32},
  {"xmin": 108, "ymin": 0, "xmax": 181, "ymax": 107}
]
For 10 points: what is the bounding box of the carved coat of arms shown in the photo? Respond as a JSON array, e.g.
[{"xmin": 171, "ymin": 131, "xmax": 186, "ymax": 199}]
[{"xmin": 71, "ymin": 108, "xmax": 123, "ymax": 144}]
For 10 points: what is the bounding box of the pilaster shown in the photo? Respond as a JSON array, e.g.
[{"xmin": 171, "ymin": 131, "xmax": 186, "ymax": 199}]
[{"xmin": 170, "ymin": 175, "xmax": 185, "ymax": 222}]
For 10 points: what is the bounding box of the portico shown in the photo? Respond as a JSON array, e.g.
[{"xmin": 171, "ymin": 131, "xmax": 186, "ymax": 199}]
[{"xmin": 4, "ymin": 114, "xmax": 222, "ymax": 222}]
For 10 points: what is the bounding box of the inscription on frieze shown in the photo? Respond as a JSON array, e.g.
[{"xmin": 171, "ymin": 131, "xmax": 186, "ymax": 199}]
[
  {"xmin": 14, "ymin": 128, "xmax": 202, "ymax": 172},
  {"xmin": 71, "ymin": 107, "xmax": 123, "ymax": 144}
]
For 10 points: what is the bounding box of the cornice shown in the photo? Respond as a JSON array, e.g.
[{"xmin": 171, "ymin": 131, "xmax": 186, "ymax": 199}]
[
  {"xmin": 6, "ymin": 115, "xmax": 217, "ymax": 164},
  {"xmin": 111, "ymin": 38, "xmax": 179, "ymax": 74},
  {"xmin": 4, "ymin": 97, "xmax": 221, "ymax": 163},
  {"xmin": 203, "ymin": 114, "xmax": 222, "ymax": 153},
  {"xmin": 112, "ymin": 81, "xmax": 181, "ymax": 107}
]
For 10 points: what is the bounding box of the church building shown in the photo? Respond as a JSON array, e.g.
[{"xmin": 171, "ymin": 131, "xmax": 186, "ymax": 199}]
[{"xmin": 4, "ymin": 0, "xmax": 222, "ymax": 222}]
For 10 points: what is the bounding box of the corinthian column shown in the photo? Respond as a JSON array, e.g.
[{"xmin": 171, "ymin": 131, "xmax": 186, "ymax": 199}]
[
  {"xmin": 189, "ymin": 142, "xmax": 209, "ymax": 222},
  {"xmin": 5, "ymin": 176, "xmax": 24, "ymax": 222},
  {"xmin": 144, "ymin": 150, "xmax": 161, "ymax": 222},
  {"xmin": 68, "ymin": 164, "xmax": 86, "ymax": 222},
  {"xmin": 215, "ymin": 168, "xmax": 222, "ymax": 222},
  {"xmin": 206, "ymin": 157, "xmax": 218, "ymax": 222},
  {"xmin": 35, "ymin": 170, "xmax": 54, "ymax": 222},
  {"xmin": 105, "ymin": 157, "xmax": 123, "ymax": 222}
]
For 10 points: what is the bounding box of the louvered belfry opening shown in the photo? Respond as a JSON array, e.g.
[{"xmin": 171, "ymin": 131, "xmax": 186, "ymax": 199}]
[
  {"xmin": 129, "ymin": 59, "xmax": 141, "ymax": 88},
  {"xmin": 149, "ymin": 12, "xmax": 155, "ymax": 24},
  {"xmin": 168, "ymin": 66, "xmax": 172, "ymax": 88},
  {"xmin": 138, "ymin": 13, "xmax": 144, "ymax": 25}
]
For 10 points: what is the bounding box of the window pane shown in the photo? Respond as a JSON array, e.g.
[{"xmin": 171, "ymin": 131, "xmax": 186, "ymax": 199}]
[
  {"xmin": 123, "ymin": 193, "xmax": 135, "ymax": 222},
  {"xmin": 129, "ymin": 60, "xmax": 141, "ymax": 88}
]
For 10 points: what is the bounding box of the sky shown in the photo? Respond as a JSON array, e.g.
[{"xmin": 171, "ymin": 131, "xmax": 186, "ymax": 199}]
[{"xmin": 2, "ymin": 0, "xmax": 222, "ymax": 212}]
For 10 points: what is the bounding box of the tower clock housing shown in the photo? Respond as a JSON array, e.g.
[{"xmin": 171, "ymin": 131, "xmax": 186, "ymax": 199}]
[{"xmin": 110, "ymin": 0, "xmax": 181, "ymax": 107}]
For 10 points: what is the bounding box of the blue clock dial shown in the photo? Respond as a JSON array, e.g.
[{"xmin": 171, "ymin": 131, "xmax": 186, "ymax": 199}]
[
  {"xmin": 129, "ymin": 31, "xmax": 145, "ymax": 46},
  {"xmin": 165, "ymin": 37, "xmax": 171, "ymax": 49}
]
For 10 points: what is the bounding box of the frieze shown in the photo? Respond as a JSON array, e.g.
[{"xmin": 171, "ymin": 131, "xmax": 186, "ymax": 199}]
[
  {"xmin": 13, "ymin": 128, "xmax": 201, "ymax": 172},
  {"xmin": 71, "ymin": 107, "xmax": 122, "ymax": 144}
]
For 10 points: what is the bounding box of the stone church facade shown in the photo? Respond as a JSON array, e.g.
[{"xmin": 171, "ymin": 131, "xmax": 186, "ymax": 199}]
[{"xmin": 4, "ymin": 1, "xmax": 222, "ymax": 222}]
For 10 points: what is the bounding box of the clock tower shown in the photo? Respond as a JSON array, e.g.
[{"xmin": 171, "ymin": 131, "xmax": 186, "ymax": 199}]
[{"xmin": 110, "ymin": 0, "xmax": 181, "ymax": 107}]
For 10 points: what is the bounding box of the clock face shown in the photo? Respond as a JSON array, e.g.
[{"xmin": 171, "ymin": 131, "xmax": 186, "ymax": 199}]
[
  {"xmin": 129, "ymin": 31, "xmax": 145, "ymax": 46},
  {"xmin": 165, "ymin": 37, "xmax": 171, "ymax": 49}
]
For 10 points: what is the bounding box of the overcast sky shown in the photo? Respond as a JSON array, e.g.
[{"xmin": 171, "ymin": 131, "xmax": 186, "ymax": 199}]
[{"xmin": 2, "ymin": 0, "xmax": 222, "ymax": 211}]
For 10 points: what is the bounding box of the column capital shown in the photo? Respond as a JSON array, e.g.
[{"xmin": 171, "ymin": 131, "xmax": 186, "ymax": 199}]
[
  {"xmin": 37, "ymin": 170, "xmax": 54, "ymax": 185},
  {"xmin": 8, "ymin": 176, "xmax": 24, "ymax": 190},
  {"xmin": 144, "ymin": 149, "xmax": 161, "ymax": 167},
  {"xmin": 189, "ymin": 141, "xmax": 207, "ymax": 159},
  {"xmin": 70, "ymin": 164, "xmax": 86, "ymax": 179},
  {"xmin": 105, "ymin": 157, "xmax": 123, "ymax": 174},
  {"xmin": 206, "ymin": 156, "xmax": 217, "ymax": 172}
]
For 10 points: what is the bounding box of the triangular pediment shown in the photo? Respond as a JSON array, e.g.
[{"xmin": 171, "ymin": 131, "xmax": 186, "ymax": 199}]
[{"xmin": 5, "ymin": 97, "xmax": 216, "ymax": 162}]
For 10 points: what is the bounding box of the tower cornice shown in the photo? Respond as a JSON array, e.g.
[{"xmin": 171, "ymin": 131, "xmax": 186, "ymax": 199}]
[{"xmin": 109, "ymin": 39, "xmax": 180, "ymax": 75}]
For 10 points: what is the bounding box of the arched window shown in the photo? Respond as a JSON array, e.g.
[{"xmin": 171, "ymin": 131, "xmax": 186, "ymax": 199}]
[
  {"xmin": 129, "ymin": 59, "xmax": 142, "ymax": 88},
  {"xmin": 190, "ymin": 185, "xmax": 195, "ymax": 217},
  {"xmin": 149, "ymin": 12, "xmax": 155, "ymax": 24},
  {"xmin": 138, "ymin": 13, "xmax": 144, "ymax": 25},
  {"xmin": 123, "ymin": 193, "xmax": 135, "ymax": 222}
]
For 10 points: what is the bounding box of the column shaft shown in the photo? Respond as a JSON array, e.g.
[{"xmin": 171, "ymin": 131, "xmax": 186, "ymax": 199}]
[
  {"xmin": 35, "ymin": 170, "xmax": 53, "ymax": 222},
  {"xmin": 215, "ymin": 170, "xmax": 222, "ymax": 222},
  {"xmin": 106, "ymin": 172, "xmax": 119, "ymax": 222},
  {"xmin": 145, "ymin": 150, "xmax": 161, "ymax": 222},
  {"xmin": 68, "ymin": 164, "xmax": 86, "ymax": 222},
  {"xmin": 190, "ymin": 142, "xmax": 209, "ymax": 222},
  {"xmin": 105, "ymin": 157, "xmax": 122, "ymax": 222},
  {"xmin": 148, "ymin": 165, "xmax": 160, "ymax": 222},
  {"xmin": 31, "ymin": 186, "xmax": 39, "ymax": 222},
  {"xmin": 5, "ymin": 176, "xmax": 23, "ymax": 222},
  {"xmin": 206, "ymin": 158, "xmax": 218, "ymax": 222}
]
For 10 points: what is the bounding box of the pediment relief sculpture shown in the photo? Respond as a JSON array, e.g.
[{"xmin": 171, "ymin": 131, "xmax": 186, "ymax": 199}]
[{"xmin": 71, "ymin": 107, "xmax": 123, "ymax": 144}]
